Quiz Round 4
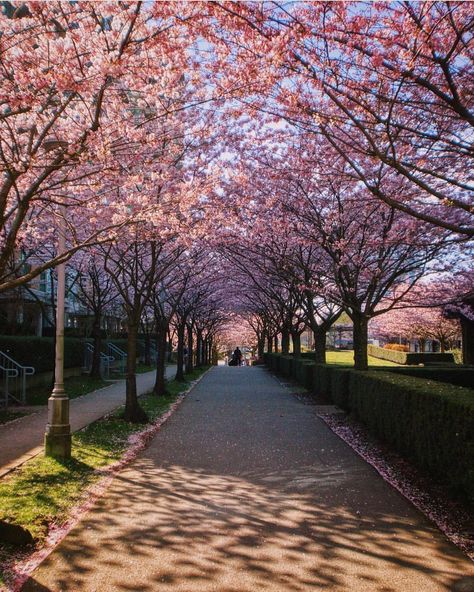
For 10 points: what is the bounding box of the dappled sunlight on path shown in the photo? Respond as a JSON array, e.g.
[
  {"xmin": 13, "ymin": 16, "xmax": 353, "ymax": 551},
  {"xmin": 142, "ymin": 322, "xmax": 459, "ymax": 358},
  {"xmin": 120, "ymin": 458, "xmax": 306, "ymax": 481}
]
[{"xmin": 23, "ymin": 368, "xmax": 474, "ymax": 591}]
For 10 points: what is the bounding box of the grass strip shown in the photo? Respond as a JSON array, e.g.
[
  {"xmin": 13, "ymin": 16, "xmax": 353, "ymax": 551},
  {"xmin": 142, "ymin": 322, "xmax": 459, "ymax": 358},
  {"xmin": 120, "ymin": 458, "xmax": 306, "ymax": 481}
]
[
  {"xmin": 0, "ymin": 366, "xmax": 209, "ymax": 584},
  {"xmin": 26, "ymin": 375, "xmax": 108, "ymax": 406},
  {"xmin": 0, "ymin": 411, "xmax": 28, "ymax": 426},
  {"xmin": 325, "ymin": 350, "xmax": 399, "ymax": 367}
]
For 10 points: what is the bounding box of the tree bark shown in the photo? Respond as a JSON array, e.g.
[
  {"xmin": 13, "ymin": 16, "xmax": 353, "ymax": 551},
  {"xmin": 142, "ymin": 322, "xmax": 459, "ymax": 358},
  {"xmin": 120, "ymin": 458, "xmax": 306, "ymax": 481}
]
[
  {"xmin": 124, "ymin": 321, "xmax": 148, "ymax": 422},
  {"xmin": 292, "ymin": 332, "xmax": 302, "ymax": 358},
  {"xmin": 89, "ymin": 317, "xmax": 102, "ymax": 378},
  {"xmin": 281, "ymin": 327, "xmax": 290, "ymax": 354},
  {"xmin": 196, "ymin": 329, "xmax": 203, "ymax": 366},
  {"xmin": 313, "ymin": 329, "xmax": 327, "ymax": 364},
  {"xmin": 153, "ymin": 321, "xmax": 168, "ymax": 396},
  {"xmin": 257, "ymin": 331, "xmax": 266, "ymax": 359},
  {"xmin": 186, "ymin": 323, "xmax": 194, "ymax": 374},
  {"xmin": 143, "ymin": 332, "xmax": 152, "ymax": 366},
  {"xmin": 175, "ymin": 320, "xmax": 186, "ymax": 381},
  {"xmin": 461, "ymin": 316, "xmax": 474, "ymax": 365},
  {"xmin": 166, "ymin": 328, "xmax": 173, "ymax": 363},
  {"xmin": 274, "ymin": 334, "xmax": 279, "ymax": 353},
  {"xmin": 267, "ymin": 334, "xmax": 273, "ymax": 353},
  {"xmin": 352, "ymin": 312, "xmax": 369, "ymax": 371}
]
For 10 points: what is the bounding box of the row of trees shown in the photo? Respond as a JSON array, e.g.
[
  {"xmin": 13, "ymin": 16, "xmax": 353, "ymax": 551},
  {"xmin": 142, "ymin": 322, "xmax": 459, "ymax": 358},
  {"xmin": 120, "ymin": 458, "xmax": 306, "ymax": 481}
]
[
  {"xmin": 1, "ymin": 3, "xmax": 472, "ymax": 395},
  {"xmin": 73, "ymin": 244, "xmax": 226, "ymax": 422}
]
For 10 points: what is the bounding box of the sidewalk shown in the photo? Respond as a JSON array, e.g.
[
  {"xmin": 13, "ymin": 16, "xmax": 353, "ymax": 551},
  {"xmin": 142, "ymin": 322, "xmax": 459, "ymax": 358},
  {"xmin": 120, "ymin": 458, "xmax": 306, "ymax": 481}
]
[
  {"xmin": 23, "ymin": 366, "xmax": 473, "ymax": 591},
  {"xmin": 0, "ymin": 366, "xmax": 176, "ymax": 478}
]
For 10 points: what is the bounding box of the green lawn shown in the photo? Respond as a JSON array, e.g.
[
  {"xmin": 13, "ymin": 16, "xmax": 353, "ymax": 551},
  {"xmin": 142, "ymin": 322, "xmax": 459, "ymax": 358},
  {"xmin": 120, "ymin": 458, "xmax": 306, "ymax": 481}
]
[
  {"xmin": 0, "ymin": 365, "xmax": 210, "ymax": 583},
  {"xmin": 0, "ymin": 409, "xmax": 29, "ymax": 425},
  {"xmin": 26, "ymin": 375, "xmax": 108, "ymax": 406},
  {"xmin": 325, "ymin": 350, "xmax": 400, "ymax": 367}
]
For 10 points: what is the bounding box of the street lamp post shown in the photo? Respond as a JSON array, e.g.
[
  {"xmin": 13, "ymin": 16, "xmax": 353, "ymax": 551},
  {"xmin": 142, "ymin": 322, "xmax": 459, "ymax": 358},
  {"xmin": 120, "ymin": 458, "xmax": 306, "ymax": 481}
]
[{"xmin": 44, "ymin": 204, "xmax": 71, "ymax": 458}]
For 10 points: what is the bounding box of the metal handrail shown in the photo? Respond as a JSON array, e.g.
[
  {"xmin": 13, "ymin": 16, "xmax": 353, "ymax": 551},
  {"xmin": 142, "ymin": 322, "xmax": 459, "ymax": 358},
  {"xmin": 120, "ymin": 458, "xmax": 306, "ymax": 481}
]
[
  {"xmin": 107, "ymin": 343, "xmax": 127, "ymax": 373},
  {"xmin": 0, "ymin": 351, "xmax": 35, "ymax": 406},
  {"xmin": 84, "ymin": 343, "xmax": 114, "ymax": 379}
]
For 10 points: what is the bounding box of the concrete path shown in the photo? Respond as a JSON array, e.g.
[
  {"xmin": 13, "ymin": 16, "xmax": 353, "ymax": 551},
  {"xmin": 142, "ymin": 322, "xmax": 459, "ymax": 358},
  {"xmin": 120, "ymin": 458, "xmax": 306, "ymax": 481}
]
[
  {"xmin": 0, "ymin": 366, "xmax": 176, "ymax": 477},
  {"xmin": 22, "ymin": 367, "xmax": 474, "ymax": 591}
]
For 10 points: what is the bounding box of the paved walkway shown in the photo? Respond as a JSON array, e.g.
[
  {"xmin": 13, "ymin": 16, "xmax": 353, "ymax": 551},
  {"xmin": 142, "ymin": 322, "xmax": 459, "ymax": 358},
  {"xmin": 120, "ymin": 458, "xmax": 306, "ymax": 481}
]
[
  {"xmin": 22, "ymin": 367, "xmax": 474, "ymax": 591},
  {"xmin": 0, "ymin": 366, "xmax": 176, "ymax": 478}
]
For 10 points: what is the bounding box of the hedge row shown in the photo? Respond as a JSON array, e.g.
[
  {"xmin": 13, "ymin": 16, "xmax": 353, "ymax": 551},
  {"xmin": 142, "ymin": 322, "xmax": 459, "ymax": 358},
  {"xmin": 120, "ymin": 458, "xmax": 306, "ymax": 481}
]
[
  {"xmin": 264, "ymin": 352, "xmax": 474, "ymax": 503},
  {"xmin": 367, "ymin": 344, "xmax": 455, "ymax": 365},
  {"xmin": 0, "ymin": 336, "xmax": 137, "ymax": 373},
  {"xmin": 0, "ymin": 336, "xmax": 85, "ymax": 373},
  {"xmin": 386, "ymin": 366, "xmax": 474, "ymax": 388}
]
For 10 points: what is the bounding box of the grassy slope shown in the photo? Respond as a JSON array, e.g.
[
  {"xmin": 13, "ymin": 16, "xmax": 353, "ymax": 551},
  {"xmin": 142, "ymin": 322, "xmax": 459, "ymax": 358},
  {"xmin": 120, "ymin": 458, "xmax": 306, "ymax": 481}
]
[{"xmin": 325, "ymin": 350, "xmax": 399, "ymax": 367}]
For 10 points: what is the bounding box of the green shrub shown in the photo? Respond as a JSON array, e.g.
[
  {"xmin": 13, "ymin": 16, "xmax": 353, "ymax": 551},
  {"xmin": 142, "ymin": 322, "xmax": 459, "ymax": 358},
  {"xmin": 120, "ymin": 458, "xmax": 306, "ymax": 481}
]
[
  {"xmin": 368, "ymin": 344, "xmax": 455, "ymax": 365},
  {"xmin": 346, "ymin": 370, "xmax": 474, "ymax": 503},
  {"xmin": 313, "ymin": 364, "xmax": 332, "ymax": 397},
  {"xmin": 0, "ymin": 336, "xmax": 85, "ymax": 373},
  {"xmin": 279, "ymin": 355, "xmax": 293, "ymax": 378},
  {"xmin": 295, "ymin": 360, "xmax": 315, "ymax": 390},
  {"xmin": 292, "ymin": 358, "xmax": 306, "ymax": 380},
  {"xmin": 328, "ymin": 367, "xmax": 352, "ymax": 409},
  {"xmin": 386, "ymin": 366, "xmax": 474, "ymax": 388}
]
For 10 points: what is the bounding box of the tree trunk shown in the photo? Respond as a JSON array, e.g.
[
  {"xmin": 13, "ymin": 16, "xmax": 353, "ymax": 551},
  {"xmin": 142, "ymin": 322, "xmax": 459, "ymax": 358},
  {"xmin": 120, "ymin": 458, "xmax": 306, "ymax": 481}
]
[
  {"xmin": 281, "ymin": 327, "xmax": 290, "ymax": 354},
  {"xmin": 186, "ymin": 324, "xmax": 194, "ymax": 374},
  {"xmin": 274, "ymin": 334, "xmax": 279, "ymax": 353},
  {"xmin": 267, "ymin": 334, "xmax": 273, "ymax": 353},
  {"xmin": 196, "ymin": 329, "xmax": 203, "ymax": 366},
  {"xmin": 257, "ymin": 331, "xmax": 265, "ymax": 359},
  {"xmin": 144, "ymin": 332, "xmax": 151, "ymax": 366},
  {"xmin": 124, "ymin": 321, "xmax": 148, "ymax": 422},
  {"xmin": 352, "ymin": 312, "xmax": 369, "ymax": 371},
  {"xmin": 461, "ymin": 316, "xmax": 474, "ymax": 365},
  {"xmin": 313, "ymin": 329, "xmax": 327, "ymax": 364},
  {"xmin": 153, "ymin": 321, "xmax": 168, "ymax": 396},
  {"xmin": 167, "ymin": 329, "xmax": 173, "ymax": 363},
  {"xmin": 90, "ymin": 317, "xmax": 102, "ymax": 378},
  {"xmin": 292, "ymin": 332, "xmax": 301, "ymax": 358},
  {"xmin": 175, "ymin": 321, "xmax": 186, "ymax": 381}
]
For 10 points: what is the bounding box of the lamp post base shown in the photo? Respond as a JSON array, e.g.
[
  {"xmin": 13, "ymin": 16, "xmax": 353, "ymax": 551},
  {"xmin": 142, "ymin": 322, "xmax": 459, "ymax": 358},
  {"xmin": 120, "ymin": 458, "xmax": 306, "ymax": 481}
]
[
  {"xmin": 44, "ymin": 432, "xmax": 71, "ymax": 458},
  {"xmin": 44, "ymin": 394, "xmax": 71, "ymax": 459}
]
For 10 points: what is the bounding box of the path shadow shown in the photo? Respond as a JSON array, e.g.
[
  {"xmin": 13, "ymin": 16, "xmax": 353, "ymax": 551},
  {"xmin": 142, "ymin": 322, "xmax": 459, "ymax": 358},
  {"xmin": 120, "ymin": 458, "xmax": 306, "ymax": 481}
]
[
  {"xmin": 21, "ymin": 366, "xmax": 474, "ymax": 591},
  {"xmin": 21, "ymin": 458, "xmax": 473, "ymax": 591}
]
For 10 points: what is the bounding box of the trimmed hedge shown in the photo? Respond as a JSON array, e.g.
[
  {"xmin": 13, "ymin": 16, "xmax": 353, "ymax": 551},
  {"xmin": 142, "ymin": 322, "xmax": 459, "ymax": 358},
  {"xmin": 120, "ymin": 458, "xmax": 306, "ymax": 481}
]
[
  {"xmin": 295, "ymin": 360, "xmax": 315, "ymax": 390},
  {"xmin": 386, "ymin": 366, "xmax": 474, "ymax": 388},
  {"xmin": 0, "ymin": 336, "xmax": 85, "ymax": 373},
  {"xmin": 345, "ymin": 371, "xmax": 474, "ymax": 502},
  {"xmin": 279, "ymin": 355, "xmax": 294, "ymax": 378},
  {"xmin": 368, "ymin": 344, "xmax": 455, "ymax": 365}
]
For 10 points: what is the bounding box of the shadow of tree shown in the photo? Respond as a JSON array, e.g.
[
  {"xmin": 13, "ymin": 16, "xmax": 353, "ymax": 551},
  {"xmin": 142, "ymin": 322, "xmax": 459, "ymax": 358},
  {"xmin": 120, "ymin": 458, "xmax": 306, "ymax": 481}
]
[{"xmin": 21, "ymin": 367, "xmax": 474, "ymax": 591}]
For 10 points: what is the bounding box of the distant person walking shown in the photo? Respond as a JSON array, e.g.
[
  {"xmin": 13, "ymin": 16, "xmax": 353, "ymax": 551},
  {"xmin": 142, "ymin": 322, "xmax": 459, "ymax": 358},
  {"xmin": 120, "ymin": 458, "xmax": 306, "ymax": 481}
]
[{"xmin": 233, "ymin": 347, "xmax": 243, "ymax": 367}]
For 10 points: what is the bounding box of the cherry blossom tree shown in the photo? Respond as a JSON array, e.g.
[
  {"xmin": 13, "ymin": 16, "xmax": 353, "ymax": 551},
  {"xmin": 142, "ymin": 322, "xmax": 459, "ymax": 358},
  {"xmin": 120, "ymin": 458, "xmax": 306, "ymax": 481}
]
[
  {"xmin": 0, "ymin": 1, "xmax": 211, "ymax": 292},
  {"xmin": 198, "ymin": 1, "xmax": 473, "ymax": 235}
]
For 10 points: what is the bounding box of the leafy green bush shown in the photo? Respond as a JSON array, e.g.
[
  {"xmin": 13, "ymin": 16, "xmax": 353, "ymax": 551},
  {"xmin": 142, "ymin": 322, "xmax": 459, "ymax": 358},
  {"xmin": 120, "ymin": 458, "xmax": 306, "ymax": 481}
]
[
  {"xmin": 346, "ymin": 370, "xmax": 474, "ymax": 503},
  {"xmin": 0, "ymin": 336, "xmax": 85, "ymax": 373},
  {"xmin": 327, "ymin": 366, "xmax": 352, "ymax": 409},
  {"xmin": 386, "ymin": 366, "xmax": 474, "ymax": 388},
  {"xmin": 295, "ymin": 360, "xmax": 315, "ymax": 390},
  {"xmin": 313, "ymin": 364, "xmax": 331, "ymax": 397},
  {"xmin": 279, "ymin": 355, "xmax": 294, "ymax": 378}
]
